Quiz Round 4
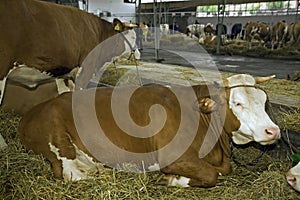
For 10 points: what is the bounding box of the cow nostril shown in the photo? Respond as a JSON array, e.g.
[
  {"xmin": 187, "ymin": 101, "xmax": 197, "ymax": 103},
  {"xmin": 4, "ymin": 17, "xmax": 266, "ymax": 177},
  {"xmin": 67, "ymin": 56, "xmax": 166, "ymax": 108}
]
[
  {"xmin": 265, "ymin": 127, "xmax": 281, "ymax": 139},
  {"xmin": 287, "ymin": 174, "xmax": 296, "ymax": 185}
]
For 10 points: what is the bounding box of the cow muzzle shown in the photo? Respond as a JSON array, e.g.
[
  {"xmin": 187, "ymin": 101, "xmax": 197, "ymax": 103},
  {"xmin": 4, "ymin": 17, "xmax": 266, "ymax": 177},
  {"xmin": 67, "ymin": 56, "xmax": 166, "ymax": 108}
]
[
  {"xmin": 257, "ymin": 126, "xmax": 281, "ymax": 145},
  {"xmin": 265, "ymin": 127, "xmax": 281, "ymax": 140}
]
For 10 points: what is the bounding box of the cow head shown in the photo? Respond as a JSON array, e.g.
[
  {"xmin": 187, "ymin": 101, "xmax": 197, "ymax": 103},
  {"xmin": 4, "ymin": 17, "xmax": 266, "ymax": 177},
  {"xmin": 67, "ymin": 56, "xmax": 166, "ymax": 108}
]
[
  {"xmin": 224, "ymin": 74, "xmax": 280, "ymax": 145},
  {"xmin": 287, "ymin": 162, "xmax": 300, "ymax": 192},
  {"xmin": 112, "ymin": 18, "xmax": 140, "ymax": 60}
]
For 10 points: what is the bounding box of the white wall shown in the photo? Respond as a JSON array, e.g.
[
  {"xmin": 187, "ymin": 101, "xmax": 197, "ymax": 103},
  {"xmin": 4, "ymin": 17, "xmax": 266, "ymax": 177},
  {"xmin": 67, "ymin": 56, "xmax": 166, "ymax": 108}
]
[{"xmin": 88, "ymin": 0, "xmax": 136, "ymax": 23}]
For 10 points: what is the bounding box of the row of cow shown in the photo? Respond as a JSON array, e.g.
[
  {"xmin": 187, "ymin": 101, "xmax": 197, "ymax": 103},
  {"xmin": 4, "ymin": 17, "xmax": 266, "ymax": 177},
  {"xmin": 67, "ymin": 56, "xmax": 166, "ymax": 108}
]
[
  {"xmin": 244, "ymin": 21, "xmax": 300, "ymax": 49},
  {"xmin": 186, "ymin": 21, "xmax": 300, "ymax": 49},
  {"xmin": 0, "ymin": 0, "xmax": 299, "ymax": 192}
]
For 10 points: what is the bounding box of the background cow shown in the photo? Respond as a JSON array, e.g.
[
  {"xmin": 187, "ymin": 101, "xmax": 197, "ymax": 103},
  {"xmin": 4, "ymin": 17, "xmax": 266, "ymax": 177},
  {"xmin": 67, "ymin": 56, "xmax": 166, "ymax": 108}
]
[
  {"xmin": 186, "ymin": 24, "xmax": 205, "ymax": 38},
  {"xmin": 0, "ymin": 63, "xmax": 80, "ymax": 115},
  {"xmin": 271, "ymin": 21, "xmax": 288, "ymax": 49},
  {"xmin": 18, "ymin": 74, "xmax": 280, "ymax": 187},
  {"xmin": 231, "ymin": 23, "xmax": 242, "ymax": 40},
  {"xmin": 287, "ymin": 22, "xmax": 300, "ymax": 45},
  {"xmin": 244, "ymin": 21, "xmax": 271, "ymax": 49},
  {"xmin": 160, "ymin": 24, "xmax": 170, "ymax": 38}
]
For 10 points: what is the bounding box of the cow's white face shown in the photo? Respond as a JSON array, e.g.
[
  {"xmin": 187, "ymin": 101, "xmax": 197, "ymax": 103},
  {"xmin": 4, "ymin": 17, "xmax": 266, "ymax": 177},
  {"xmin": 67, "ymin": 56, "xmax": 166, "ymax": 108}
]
[
  {"xmin": 123, "ymin": 29, "xmax": 140, "ymax": 60},
  {"xmin": 227, "ymin": 74, "xmax": 280, "ymax": 145},
  {"xmin": 287, "ymin": 162, "xmax": 300, "ymax": 192}
]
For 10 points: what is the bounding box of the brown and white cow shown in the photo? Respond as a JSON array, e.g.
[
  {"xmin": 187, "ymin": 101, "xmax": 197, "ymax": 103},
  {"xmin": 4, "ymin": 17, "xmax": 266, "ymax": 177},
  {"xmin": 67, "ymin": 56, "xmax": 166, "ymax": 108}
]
[
  {"xmin": 287, "ymin": 162, "xmax": 300, "ymax": 192},
  {"xmin": 287, "ymin": 22, "xmax": 300, "ymax": 45},
  {"xmin": 0, "ymin": 0, "xmax": 139, "ymax": 79},
  {"xmin": 244, "ymin": 22, "xmax": 271, "ymax": 49},
  {"xmin": 271, "ymin": 21, "xmax": 288, "ymax": 50},
  {"xmin": 186, "ymin": 24, "xmax": 205, "ymax": 38},
  {"xmin": 160, "ymin": 24, "xmax": 170, "ymax": 38},
  {"xmin": 0, "ymin": 63, "xmax": 80, "ymax": 115},
  {"xmin": 0, "ymin": 0, "xmax": 140, "ymax": 113},
  {"xmin": 18, "ymin": 74, "xmax": 280, "ymax": 187}
]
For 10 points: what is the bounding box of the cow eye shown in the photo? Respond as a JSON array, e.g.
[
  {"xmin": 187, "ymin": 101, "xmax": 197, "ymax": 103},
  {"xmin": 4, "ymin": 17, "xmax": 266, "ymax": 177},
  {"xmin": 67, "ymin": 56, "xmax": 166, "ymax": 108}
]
[{"xmin": 235, "ymin": 102, "xmax": 242, "ymax": 107}]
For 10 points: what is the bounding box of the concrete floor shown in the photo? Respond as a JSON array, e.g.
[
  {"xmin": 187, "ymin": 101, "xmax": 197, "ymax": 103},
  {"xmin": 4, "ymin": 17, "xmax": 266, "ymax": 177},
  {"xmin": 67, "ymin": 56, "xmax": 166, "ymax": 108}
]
[{"xmin": 140, "ymin": 46, "xmax": 300, "ymax": 79}]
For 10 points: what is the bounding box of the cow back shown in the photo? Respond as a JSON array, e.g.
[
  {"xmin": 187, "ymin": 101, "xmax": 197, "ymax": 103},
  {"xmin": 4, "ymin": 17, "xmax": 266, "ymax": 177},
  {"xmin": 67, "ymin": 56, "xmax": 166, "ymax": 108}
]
[{"xmin": 0, "ymin": 0, "xmax": 115, "ymax": 78}]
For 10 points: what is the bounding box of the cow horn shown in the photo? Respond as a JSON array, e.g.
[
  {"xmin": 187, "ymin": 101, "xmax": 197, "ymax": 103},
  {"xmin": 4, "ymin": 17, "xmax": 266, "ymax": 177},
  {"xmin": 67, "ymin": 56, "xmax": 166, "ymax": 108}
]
[{"xmin": 255, "ymin": 75, "xmax": 276, "ymax": 83}]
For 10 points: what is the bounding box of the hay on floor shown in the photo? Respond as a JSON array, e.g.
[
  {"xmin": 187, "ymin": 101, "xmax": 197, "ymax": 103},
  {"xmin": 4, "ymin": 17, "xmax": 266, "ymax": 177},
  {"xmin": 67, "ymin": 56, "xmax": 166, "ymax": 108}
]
[{"xmin": 1, "ymin": 66, "xmax": 300, "ymax": 199}]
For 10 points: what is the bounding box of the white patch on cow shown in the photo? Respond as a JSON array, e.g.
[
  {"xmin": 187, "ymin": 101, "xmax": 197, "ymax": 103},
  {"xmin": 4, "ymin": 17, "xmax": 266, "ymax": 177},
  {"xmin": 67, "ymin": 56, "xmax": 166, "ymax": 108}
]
[
  {"xmin": 287, "ymin": 162, "xmax": 300, "ymax": 192},
  {"xmin": 49, "ymin": 142, "xmax": 99, "ymax": 181},
  {"xmin": 148, "ymin": 163, "xmax": 160, "ymax": 171},
  {"xmin": 169, "ymin": 176, "xmax": 190, "ymax": 187},
  {"xmin": 0, "ymin": 67, "xmax": 16, "ymax": 106},
  {"xmin": 55, "ymin": 79, "xmax": 71, "ymax": 95},
  {"xmin": 160, "ymin": 24, "xmax": 170, "ymax": 37},
  {"xmin": 123, "ymin": 29, "xmax": 141, "ymax": 60},
  {"xmin": 227, "ymin": 74, "xmax": 280, "ymax": 145},
  {"xmin": 0, "ymin": 80, "xmax": 3, "ymax": 100}
]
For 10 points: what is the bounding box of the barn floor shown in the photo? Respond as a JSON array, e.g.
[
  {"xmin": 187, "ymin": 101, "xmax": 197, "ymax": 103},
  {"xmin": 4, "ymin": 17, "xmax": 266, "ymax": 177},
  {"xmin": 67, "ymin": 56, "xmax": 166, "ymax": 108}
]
[
  {"xmin": 1, "ymin": 34, "xmax": 300, "ymax": 199},
  {"xmin": 0, "ymin": 108, "xmax": 298, "ymax": 199}
]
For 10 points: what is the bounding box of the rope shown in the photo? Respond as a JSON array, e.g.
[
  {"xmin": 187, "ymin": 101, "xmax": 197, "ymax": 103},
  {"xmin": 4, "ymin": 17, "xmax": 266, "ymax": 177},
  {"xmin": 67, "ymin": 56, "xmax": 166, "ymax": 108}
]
[
  {"xmin": 231, "ymin": 143, "xmax": 269, "ymax": 168},
  {"xmin": 118, "ymin": 32, "xmax": 143, "ymax": 86}
]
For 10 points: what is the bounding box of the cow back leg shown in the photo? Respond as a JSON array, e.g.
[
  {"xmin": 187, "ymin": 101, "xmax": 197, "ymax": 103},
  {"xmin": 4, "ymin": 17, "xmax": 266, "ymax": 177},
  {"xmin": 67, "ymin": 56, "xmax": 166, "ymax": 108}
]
[
  {"xmin": 47, "ymin": 132, "xmax": 99, "ymax": 181},
  {"xmin": 160, "ymin": 160, "xmax": 219, "ymax": 187}
]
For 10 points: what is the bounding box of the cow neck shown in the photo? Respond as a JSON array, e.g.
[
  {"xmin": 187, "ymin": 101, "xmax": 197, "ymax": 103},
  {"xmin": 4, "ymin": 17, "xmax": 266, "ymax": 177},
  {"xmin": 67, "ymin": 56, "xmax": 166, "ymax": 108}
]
[
  {"xmin": 112, "ymin": 31, "xmax": 142, "ymax": 85},
  {"xmin": 118, "ymin": 31, "xmax": 137, "ymax": 53}
]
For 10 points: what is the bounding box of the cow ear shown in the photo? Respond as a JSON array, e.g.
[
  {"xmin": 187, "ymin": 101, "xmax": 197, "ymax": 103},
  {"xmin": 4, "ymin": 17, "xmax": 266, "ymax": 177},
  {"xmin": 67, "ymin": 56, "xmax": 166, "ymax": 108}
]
[
  {"xmin": 198, "ymin": 97, "xmax": 217, "ymax": 114},
  {"xmin": 113, "ymin": 18, "xmax": 124, "ymax": 32}
]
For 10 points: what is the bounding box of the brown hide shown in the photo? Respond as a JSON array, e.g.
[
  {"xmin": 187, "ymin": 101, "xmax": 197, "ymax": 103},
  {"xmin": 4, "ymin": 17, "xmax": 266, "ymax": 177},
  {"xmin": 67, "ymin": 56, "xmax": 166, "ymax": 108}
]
[
  {"xmin": 18, "ymin": 84, "xmax": 239, "ymax": 187},
  {"xmin": 244, "ymin": 22, "xmax": 271, "ymax": 48},
  {"xmin": 203, "ymin": 36, "xmax": 217, "ymax": 45},
  {"xmin": 2, "ymin": 80, "xmax": 58, "ymax": 115},
  {"xmin": 204, "ymin": 25, "xmax": 215, "ymax": 36},
  {"xmin": 0, "ymin": 0, "xmax": 120, "ymax": 79},
  {"xmin": 288, "ymin": 22, "xmax": 300, "ymax": 44},
  {"xmin": 0, "ymin": 65, "xmax": 79, "ymax": 115},
  {"xmin": 271, "ymin": 21, "xmax": 288, "ymax": 49}
]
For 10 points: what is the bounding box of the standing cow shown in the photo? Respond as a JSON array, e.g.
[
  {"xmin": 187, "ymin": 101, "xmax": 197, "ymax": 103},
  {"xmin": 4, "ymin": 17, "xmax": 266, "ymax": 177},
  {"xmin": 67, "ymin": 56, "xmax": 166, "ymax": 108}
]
[
  {"xmin": 0, "ymin": 0, "xmax": 139, "ymax": 79},
  {"xmin": 186, "ymin": 24, "xmax": 205, "ymax": 38},
  {"xmin": 231, "ymin": 23, "xmax": 242, "ymax": 40},
  {"xmin": 160, "ymin": 24, "xmax": 170, "ymax": 38},
  {"xmin": 244, "ymin": 21, "xmax": 271, "ymax": 49},
  {"xmin": 19, "ymin": 74, "xmax": 280, "ymax": 187},
  {"xmin": 287, "ymin": 22, "xmax": 300, "ymax": 45},
  {"xmin": 271, "ymin": 21, "xmax": 288, "ymax": 49},
  {"xmin": 0, "ymin": 0, "xmax": 140, "ymax": 113}
]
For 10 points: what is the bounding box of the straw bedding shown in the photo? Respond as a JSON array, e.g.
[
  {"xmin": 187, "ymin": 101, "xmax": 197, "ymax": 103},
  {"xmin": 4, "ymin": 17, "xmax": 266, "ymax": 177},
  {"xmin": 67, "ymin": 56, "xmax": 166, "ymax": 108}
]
[{"xmin": 1, "ymin": 71, "xmax": 299, "ymax": 199}]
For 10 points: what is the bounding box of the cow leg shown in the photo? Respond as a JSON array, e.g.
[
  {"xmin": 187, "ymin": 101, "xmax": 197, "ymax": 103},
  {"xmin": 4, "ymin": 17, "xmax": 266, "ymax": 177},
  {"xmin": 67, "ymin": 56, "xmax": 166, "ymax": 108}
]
[
  {"xmin": 47, "ymin": 132, "xmax": 99, "ymax": 181},
  {"xmin": 160, "ymin": 160, "xmax": 219, "ymax": 187}
]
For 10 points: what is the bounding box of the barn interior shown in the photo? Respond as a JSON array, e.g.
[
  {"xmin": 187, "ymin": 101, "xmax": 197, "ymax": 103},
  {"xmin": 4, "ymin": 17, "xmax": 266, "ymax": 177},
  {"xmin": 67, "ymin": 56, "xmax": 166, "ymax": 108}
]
[{"xmin": 1, "ymin": 0, "xmax": 300, "ymax": 199}]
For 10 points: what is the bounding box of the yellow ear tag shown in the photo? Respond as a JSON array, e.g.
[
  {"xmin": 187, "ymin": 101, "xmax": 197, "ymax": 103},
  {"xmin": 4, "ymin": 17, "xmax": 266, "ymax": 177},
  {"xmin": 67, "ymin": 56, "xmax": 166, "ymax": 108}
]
[
  {"xmin": 204, "ymin": 102, "xmax": 208, "ymax": 107},
  {"xmin": 115, "ymin": 23, "xmax": 120, "ymax": 31}
]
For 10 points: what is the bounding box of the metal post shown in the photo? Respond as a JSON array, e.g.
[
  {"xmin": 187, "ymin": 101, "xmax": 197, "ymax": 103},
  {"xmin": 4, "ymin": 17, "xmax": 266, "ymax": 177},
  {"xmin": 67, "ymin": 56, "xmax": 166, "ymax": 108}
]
[
  {"xmin": 217, "ymin": 0, "xmax": 226, "ymax": 54},
  {"xmin": 136, "ymin": 0, "xmax": 141, "ymax": 24},
  {"xmin": 154, "ymin": 0, "xmax": 160, "ymax": 61}
]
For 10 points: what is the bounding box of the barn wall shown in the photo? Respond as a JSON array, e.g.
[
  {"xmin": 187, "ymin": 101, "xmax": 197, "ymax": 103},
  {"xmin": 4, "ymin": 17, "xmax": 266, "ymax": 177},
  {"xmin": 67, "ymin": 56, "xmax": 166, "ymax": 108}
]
[{"xmin": 88, "ymin": 0, "xmax": 136, "ymax": 23}]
